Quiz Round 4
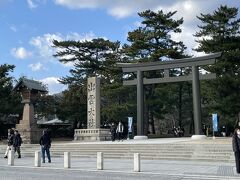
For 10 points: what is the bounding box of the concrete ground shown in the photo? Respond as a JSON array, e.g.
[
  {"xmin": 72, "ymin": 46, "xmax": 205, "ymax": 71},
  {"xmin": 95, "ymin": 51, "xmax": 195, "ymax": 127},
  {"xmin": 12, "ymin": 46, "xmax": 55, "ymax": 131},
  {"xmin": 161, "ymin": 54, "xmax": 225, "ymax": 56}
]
[
  {"xmin": 0, "ymin": 157, "xmax": 239, "ymax": 180},
  {"xmin": 0, "ymin": 137, "xmax": 238, "ymax": 180}
]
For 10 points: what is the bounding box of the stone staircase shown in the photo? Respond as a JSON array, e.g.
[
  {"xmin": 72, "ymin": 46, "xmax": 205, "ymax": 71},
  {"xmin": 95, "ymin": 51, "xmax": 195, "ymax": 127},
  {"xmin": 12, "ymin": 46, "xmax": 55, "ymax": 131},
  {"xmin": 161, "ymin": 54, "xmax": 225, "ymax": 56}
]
[{"xmin": 0, "ymin": 138, "xmax": 235, "ymax": 163}]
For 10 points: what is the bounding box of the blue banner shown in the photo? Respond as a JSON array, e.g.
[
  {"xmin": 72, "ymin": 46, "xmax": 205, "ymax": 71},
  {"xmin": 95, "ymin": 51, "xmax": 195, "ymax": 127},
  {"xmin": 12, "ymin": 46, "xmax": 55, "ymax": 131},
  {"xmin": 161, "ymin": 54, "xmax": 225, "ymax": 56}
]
[
  {"xmin": 212, "ymin": 113, "xmax": 218, "ymax": 132},
  {"xmin": 128, "ymin": 117, "xmax": 133, "ymax": 133}
]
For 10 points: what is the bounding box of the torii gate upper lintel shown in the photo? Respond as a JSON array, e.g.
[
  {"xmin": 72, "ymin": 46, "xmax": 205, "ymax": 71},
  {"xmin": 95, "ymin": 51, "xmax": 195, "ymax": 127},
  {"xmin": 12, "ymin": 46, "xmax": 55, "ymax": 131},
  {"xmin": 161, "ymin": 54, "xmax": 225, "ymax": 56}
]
[{"xmin": 117, "ymin": 52, "xmax": 222, "ymax": 137}]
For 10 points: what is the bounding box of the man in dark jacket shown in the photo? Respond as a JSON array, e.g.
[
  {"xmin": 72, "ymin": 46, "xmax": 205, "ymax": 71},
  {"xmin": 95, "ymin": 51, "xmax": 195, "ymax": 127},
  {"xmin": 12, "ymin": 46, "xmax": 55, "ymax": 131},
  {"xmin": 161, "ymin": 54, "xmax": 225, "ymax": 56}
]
[
  {"xmin": 110, "ymin": 123, "xmax": 116, "ymax": 141},
  {"xmin": 232, "ymin": 126, "xmax": 240, "ymax": 173},
  {"xmin": 4, "ymin": 129, "xmax": 14, "ymax": 158},
  {"xmin": 39, "ymin": 130, "xmax": 51, "ymax": 163},
  {"xmin": 13, "ymin": 130, "xmax": 22, "ymax": 158}
]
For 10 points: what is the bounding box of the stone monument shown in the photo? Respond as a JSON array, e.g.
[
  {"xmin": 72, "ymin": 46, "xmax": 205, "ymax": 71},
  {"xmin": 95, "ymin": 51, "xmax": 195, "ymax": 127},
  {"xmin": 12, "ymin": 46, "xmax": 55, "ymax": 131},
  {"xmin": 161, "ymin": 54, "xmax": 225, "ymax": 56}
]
[
  {"xmin": 13, "ymin": 78, "xmax": 47, "ymax": 144},
  {"xmin": 74, "ymin": 77, "xmax": 111, "ymax": 141},
  {"xmin": 87, "ymin": 77, "xmax": 100, "ymax": 129}
]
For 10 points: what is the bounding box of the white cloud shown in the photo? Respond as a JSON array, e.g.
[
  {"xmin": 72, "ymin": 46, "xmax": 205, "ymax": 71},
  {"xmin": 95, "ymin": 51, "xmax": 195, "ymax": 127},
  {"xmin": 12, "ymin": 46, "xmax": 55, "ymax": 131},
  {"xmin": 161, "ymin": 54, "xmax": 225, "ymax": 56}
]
[
  {"xmin": 30, "ymin": 33, "xmax": 62, "ymax": 60},
  {"xmin": 28, "ymin": 62, "xmax": 46, "ymax": 71},
  {"xmin": 11, "ymin": 47, "xmax": 32, "ymax": 59},
  {"xmin": 170, "ymin": 25, "xmax": 196, "ymax": 55},
  {"xmin": 10, "ymin": 25, "xmax": 17, "ymax": 32},
  {"xmin": 156, "ymin": 1, "xmax": 199, "ymax": 25},
  {"xmin": 108, "ymin": 6, "xmax": 134, "ymax": 19},
  {"xmin": 27, "ymin": 0, "xmax": 38, "ymax": 9},
  {"xmin": 52, "ymin": 0, "xmax": 202, "ymax": 19},
  {"xmin": 54, "ymin": 0, "xmax": 108, "ymax": 9},
  {"xmin": 53, "ymin": 0, "xmax": 238, "ymax": 20},
  {"xmin": 29, "ymin": 32, "xmax": 96, "ymax": 66},
  {"xmin": 54, "ymin": 0, "xmax": 162, "ymax": 18},
  {"xmin": 40, "ymin": 77, "xmax": 67, "ymax": 94},
  {"xmin": 53, "ymin": 0, "xmax": 239, "ymax": 55},
  {"xmin": 133, "ymin": 21, "xmax": 142, "ymax": 28},
  {"xmin": 66, "ymin": 31, "xmax": 96, "ymax": 41}
]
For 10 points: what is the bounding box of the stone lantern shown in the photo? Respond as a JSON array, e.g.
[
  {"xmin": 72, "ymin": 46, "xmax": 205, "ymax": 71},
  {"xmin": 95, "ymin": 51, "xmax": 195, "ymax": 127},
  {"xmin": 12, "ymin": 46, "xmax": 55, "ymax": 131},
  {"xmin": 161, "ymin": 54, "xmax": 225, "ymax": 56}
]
[{"xmin": 13, "ymin": 78, "xmax": 47, "ymax": 144}]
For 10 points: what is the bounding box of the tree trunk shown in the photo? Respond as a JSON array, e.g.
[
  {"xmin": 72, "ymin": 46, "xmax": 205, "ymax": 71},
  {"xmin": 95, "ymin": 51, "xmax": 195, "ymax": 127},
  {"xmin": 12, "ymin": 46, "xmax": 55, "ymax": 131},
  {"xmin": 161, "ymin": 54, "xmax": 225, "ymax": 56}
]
[
  {"xmin": 178, "ymin": 83, "xmax": 183, "ymax": 127},
  {"xmin": 144, "ymin": 101, "xmax": 149, "ymax": 135},
  {"xmin": 189, "ymin": 112, "xmax": 194, "ymax": 134},
  {"xmin": 235, "ymin": 112, "xmax": 240, "ymax": 127},
  {"xmin": 187, "ymin": 82, "xmax": 194, "ymax": 134},
  {"xmin": 148, "ymin": 110, "xmax": 156, "ymax": 134},
  {"xmin": 73, "ymin": 119, "xmax": 78, "ymax": 129}
]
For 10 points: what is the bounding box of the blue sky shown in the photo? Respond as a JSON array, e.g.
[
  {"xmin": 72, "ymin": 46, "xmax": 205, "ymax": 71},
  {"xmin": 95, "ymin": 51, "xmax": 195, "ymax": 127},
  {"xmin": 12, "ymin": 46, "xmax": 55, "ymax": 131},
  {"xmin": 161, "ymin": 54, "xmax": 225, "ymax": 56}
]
[{"xmin": 0, "ymin": 0, "xmax": 239, "ymax": 94}]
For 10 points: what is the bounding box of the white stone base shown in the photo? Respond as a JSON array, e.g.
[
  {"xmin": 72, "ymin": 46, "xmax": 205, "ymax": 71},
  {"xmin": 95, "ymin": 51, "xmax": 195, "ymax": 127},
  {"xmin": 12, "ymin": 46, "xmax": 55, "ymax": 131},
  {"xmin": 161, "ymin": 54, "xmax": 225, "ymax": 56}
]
[
  {"xmin": 133, "ymin": 136, "xmax": 148, "ymax": 140},
  {"xmin": 74, "ymin": 128, "xmax": 111, "ymax": 141},
  {"xmin": 191, "ymin": 135, "xmax": 207, "ymax": 140}
]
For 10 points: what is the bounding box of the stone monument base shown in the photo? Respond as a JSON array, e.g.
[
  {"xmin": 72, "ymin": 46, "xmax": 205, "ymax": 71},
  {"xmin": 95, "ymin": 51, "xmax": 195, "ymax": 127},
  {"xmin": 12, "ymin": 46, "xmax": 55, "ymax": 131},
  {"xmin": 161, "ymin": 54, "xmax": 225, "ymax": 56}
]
[
  {"xmin": 74, "ymin": 129, "xmax": 111, "ymax": 141},
  {"xmin": 134, "ymin": 135, "xmax": 148, "ymax": 140},
  {"xmin": 191, "ymin": 135, "xmax": 207, "ymax": 140},
  {"xmin": 16, "ymin": 124, "xmax": 43, "ymax": 144}
]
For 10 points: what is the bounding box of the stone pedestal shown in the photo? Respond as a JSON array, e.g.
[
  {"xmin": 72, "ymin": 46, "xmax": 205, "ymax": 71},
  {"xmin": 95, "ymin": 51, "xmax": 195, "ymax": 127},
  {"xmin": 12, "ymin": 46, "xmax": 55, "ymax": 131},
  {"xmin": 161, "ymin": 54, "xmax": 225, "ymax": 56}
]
[
  {"xmin": 191, "ymin": 135, "xmax": 207, "ymax": 140},
  {"xmin": 16, "ymin": 103, "xmax": 42, "ymax": 144},
  {"xmin": 134, "ymin": 135, "xmax": 148, "ymax": 140},
  {"xmin": 74, "ymin": 129, "xmax": 111, "ymax": 141},
  {"xmin": 15, "ymin": 126, "xmax": 42, "ymax": 144}
]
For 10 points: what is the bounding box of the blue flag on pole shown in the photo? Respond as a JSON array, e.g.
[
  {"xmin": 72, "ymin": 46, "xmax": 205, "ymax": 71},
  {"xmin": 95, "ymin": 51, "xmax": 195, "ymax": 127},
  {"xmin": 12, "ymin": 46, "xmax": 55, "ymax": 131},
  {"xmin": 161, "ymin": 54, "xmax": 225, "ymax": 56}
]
[
  {"xmin": 212, "ymin": 114, "xmax": 218, "ymax": 132},
  {"xmin": 128, "ymin": 117, "xmax": 133, "ymax": 133}
]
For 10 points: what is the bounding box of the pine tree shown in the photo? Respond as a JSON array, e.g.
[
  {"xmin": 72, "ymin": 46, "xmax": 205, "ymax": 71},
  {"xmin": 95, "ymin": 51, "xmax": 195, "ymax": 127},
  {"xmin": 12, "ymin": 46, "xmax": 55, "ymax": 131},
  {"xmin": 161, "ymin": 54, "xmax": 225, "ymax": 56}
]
[
  {"xmin": 123, "ymin": 10, "xmax": 189, "ymax": 134},
  {"xmin": 195, "ymin": 5, "xmax": 240, "ymax": 129},
  {"xmin": 52, "ymin": 38, "xmax": 135, "ymax": 126},
  {"xmin": 0, "ymin": 64, "xmax": 22, "ymax": 125}
]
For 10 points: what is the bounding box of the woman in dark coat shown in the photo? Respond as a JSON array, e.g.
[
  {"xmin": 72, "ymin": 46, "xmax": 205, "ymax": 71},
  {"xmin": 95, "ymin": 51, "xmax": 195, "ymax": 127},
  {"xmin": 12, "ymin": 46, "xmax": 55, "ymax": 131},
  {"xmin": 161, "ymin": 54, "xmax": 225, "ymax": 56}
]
[
  {"xmin": 232, "ymin": 127, "xmax": 240, "ymax": 174},
  {"xmin": 13, "ymin": 130, "xmax": 22, "ymax": 158},
  {"xmin": 110, "ymin": 123, "xmax": 116, "ymax": 141}
]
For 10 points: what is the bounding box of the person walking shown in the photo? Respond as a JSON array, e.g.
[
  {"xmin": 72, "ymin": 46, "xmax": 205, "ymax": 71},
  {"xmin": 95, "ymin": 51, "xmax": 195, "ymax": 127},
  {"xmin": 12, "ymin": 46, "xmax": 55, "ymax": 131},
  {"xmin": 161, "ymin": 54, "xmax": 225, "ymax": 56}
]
[
  {"xmin": 110, "ymin": 122, "xmax": 116, "ymax": 141},
  {"xmin": 4, "ymin": 129, "xmax": 14, "ymax": 158},
  {"xmin": 172, "ymin": 126, "xmax": 178, "ymax": 137},
  {"xmin": 232, "ymin": 126, "xmax": 240, "ymax": 174},
  {"xmin": 13, "ymin": 130, "xmax": 22, "ymax": 158},
  {"xmin": 116, "ymin": 122, "xmax": 124, "ymax": 141},
  {"xmin": 39, "ymin": 130, "xmax": 51, "ymax": 163}
]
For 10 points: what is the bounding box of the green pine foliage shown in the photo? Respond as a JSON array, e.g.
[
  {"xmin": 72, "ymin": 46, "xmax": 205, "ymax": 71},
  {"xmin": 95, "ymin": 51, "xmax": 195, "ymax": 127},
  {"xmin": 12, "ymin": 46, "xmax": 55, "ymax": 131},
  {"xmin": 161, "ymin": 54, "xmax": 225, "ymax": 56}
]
[
  {"xmin": 52, "ymin": 38, "xmax": 135, "ymax": 126},
  {"xmin": 0, "ymin": 64, "xmax": 22, "ymax": 125},
  {"xmin": 123, "ymin": 10, "xmax": 191, "ymax": 134},
  {"xmin": 53, "ymin": 38, "xmax": 121, "ymax": 85},
  {"xmin": 195, "ymin": 5, "xmax": 240, "ymax": 129},
  {"xmin": 123, "ymin": 10, "xmax": 186, "ymax": 62}
]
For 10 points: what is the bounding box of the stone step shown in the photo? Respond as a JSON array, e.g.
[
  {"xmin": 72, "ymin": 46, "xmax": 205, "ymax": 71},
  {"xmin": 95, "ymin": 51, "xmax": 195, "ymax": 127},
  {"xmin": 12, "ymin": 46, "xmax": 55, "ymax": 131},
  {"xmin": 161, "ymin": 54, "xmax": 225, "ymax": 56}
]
[
  {"xmin": 13, "ymin": 151, "xmax": 232, "ymax": 158},
  {"xmin": 0, "ymin": 149, "xmax": 233, "ymax": 153},
  {"xmin": 50, "ymin": 148, "xmax": 232, "ymax": 152},
  {"xmin": 51, "ymin": 147, "xmax": 232, "ymax": 151},
  {"xmin": 6, "ymin": 144, "xmax": 231, "ymax": 149},
  {"xmin": 0, "ymin": 144, "xmax": 232, "ymax": 148},
  {"xmin": 0, "ymin": 141, "xmax": 234, "ymax": 163}
]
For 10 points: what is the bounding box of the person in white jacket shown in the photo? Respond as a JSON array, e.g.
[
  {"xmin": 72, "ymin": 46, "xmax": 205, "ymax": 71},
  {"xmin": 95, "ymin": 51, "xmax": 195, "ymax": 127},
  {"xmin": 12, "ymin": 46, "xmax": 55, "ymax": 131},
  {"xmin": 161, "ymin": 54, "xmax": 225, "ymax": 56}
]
[
  {"xmin": 116, "ymin": 122, "xmax": 124, "ymax": 141},
  {"xmin": 4, "ymin": 129, "xmax": 14, "ymax": 158}
]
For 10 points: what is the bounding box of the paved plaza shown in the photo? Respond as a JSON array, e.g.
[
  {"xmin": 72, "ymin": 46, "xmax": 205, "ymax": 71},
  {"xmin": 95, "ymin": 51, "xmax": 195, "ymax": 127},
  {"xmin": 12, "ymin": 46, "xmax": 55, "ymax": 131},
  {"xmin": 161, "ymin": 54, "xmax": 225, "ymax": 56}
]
[
  {"xmin": 0, "ymin": 138, "xmax": 239, "ymax": 180},
  {"xmin": 0, "ymin": 157, "xmax": 239, "ymax": 180}
]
